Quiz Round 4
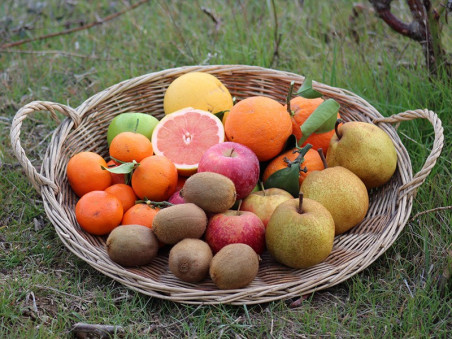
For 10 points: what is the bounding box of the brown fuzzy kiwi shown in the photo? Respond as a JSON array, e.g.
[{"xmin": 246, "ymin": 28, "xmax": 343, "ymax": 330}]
[
  {"xmin": 106, "ymin": 225, "xmax": 158, "ymax": 267},
  {"xmin": 169, "ymin": 238, "xmax": 213, "ymax": 283},
  {"xmin": 209, "ymin": 243, "xmax": 259, "ymax": 289},
  {"xmin": 181, "ymin": 172, "xmax": 236, "ymax": 213},
  {"xmin": 152, "ymin": 203, "xmax": 207, "ymax": 245}
]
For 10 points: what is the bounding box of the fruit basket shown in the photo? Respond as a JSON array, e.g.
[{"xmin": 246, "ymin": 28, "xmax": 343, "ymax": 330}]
[{"xmin": 10, "ymin": 65, "xmax": 444, "ymax": 305}]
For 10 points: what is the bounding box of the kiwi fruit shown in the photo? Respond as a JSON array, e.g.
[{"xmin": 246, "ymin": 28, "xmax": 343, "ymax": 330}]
[
  {"xmin": 209, "ymin": 243, "xmax": 259, "ymax": 289},
  {"xmin": 169, "ymin": 238, "xmax": 213, "ymax": 283},
  {"xmin": 106, "ymin": 225, "xmax": 158, "ymax": 267},
  {"xmin": 152, "ymin": 203, "xmax": 207, "ymax": 244},
  {"xmin": 181, "ymin": 172, "xmax": 236, "ymax": 213}
]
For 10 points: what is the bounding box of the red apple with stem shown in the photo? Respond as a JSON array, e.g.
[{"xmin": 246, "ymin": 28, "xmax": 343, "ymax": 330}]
[{"xmin": 197, "ymin": 142, "xmax": 260, "ymax": 200}]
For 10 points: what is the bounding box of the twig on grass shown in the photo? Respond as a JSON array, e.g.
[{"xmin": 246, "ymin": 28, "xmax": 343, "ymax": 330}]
[
  {"xmin": 409, "ymin": 206, "xmax": 452, "ymax": 221},
  {"xmin": 0, "ymin": 0, "xmax": 150, "ymax": 49},
  {"xmin": 0, "ymin": 49, "xmax": 113, "ymax": 60},
  {"xmin": 71, "ymin": 322, "xmax": 125, "ymax": 338},
  {"xmin": 201, "ymin": 7, "xmax": 222, "ymax": 32}
]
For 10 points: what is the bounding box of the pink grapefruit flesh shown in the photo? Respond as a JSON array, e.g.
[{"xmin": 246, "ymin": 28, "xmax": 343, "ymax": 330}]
[{"xmin": 151, "ymin": 107, "xmax": 225, "ymax": 176}]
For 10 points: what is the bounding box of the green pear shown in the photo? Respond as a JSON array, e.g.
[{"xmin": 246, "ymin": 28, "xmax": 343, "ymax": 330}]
[
  {"xmin": 266, "ymin": 196, "xmax": 335, "ymax": 269},
  {"xmin": 300, "ymin": 166, "xmax": 369, "ymax": 235},
  {"xmin": 326, "ymin": 121, "xmax": 397, "ymax": 189}
]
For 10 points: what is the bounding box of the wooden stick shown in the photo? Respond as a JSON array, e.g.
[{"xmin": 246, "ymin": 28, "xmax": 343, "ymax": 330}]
[{"xmin": 0, "ymin": 0, "xmax": 150, "ymax": 49}]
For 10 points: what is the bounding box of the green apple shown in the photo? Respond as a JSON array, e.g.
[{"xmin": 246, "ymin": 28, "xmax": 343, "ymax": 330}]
[{"xmin": 107, "ymin": 112, "xmax": 159, "ymax": 145}]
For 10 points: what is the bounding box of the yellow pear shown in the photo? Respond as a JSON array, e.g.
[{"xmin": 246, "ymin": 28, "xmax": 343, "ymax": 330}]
[
  {"xmin": 300, "ymin": 166, "xmax": 369, "ymax": 235},
  {"xmin": 265, "ymin": 196, "xmax": 335, "ymax": 269},
  {"xmin": 326, "ymin": 121, "xmax": 397, "ymax": 189}
]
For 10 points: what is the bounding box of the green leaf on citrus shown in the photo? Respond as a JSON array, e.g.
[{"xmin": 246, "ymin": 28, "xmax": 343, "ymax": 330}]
[
  {"xmin": 295, "ymin": 77, "xmax": 323, "ymax": 99},
  {"xmin": 298, "ymin": 99, "xmax": 340, "ymax": 146}
]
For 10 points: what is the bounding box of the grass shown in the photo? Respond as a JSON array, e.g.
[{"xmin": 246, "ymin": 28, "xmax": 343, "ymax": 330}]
[{"xmin": 1, "ymin": 0, "xmax": 451, "ymax": 337}]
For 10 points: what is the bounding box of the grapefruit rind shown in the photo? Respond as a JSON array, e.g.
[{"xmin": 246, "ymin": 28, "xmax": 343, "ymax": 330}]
[{"xmin": 151, "ymin": 107, "xmax": 225, "ymax": 176}]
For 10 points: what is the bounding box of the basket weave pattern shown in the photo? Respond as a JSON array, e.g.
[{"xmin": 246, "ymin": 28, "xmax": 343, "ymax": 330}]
[{"xmin": 10, "ymin": 65, "xmax": 444, "ymax": 305}]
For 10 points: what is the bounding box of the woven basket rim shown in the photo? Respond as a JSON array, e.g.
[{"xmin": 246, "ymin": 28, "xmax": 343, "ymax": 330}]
[{"xmin": 10, "ymin": 64, "xmax": 444, "ymax": 305}]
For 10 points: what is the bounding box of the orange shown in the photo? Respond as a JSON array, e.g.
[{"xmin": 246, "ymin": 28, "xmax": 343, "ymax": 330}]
[
  {"xmin": 75, "ymin": 190, "xmax": 123, "ymax": 236},
  {"xmin": 109, "ymin": 131, "xmax": 153, "ymax": 163},
  {"xmin": 224, "ymin": 96, "xmax": 292, "ymax": 162},
  {"xmin": 287, "ymin": 96, "xmax": 340, "ymax": 153},
  {"xmin": 263, "ymin": 148, "xmax": 325, "ymax": 185},
  {"xmin": 67, "ymin": 151, "xmax": 112, "ymax": 197},
  {"xmin": 106, "ymin": 160, "xmax": 126, "ymax": 184},
  {"xmin": 121, "ymin": 203, "xmax": 160, "ymax": 228},
  {"xmin": 105, "ymin": 184, "xmax": 137, "ymax": 213},
  {"xmin": 151, "ymin": 108, "xmax": 225, "ymax": 176},
  {"xmin": 131, "ymin": 155, "xmax": 178, "ymax": 201}
]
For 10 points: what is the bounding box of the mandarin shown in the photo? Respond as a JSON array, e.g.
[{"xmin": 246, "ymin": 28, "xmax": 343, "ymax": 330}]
[
  {"xmin": 105, "ymin": 184, "xmax": 137, "ymax": 213},
  {"xmin": 121, "ymin": 203, "xmax": 160, "ymax": 228},
  {"xmin": 131, "ymin": 155, "xmax": 178, "ymax": 201},
  {"xmin": 287, "ymin": 96, "xmax": 341, "ymax": 153},
  {"xmin": 109, "ymin": 131, "xmax": 153, "ymax": 163},
  {"xmin": 75, "ymin": 190, "xmax": 123, "ymax": 236},
  {"xmin": 263, "ymin": 148, "xmax": 325, "ymax": 186},
  {"xmin": 67, "ymin": 151, "xmax": 112, "ymax": 197},
  {"xmin": 224, "ymin": 96, "xmax": 292, "ymax": 162}
]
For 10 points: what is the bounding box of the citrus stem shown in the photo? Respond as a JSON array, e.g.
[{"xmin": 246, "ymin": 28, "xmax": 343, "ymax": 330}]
[
  {"xmin": 317, "ymin": 148, "xmax": 328, "ymax": 169},
  {"xmin": 136, "ymin": 200, "xmax": 174, "ymax": 208},
  {"xmin": 335, "ymin": 118, "xmax": 344, "ymax": 140},
  {"xmin": 298, "ymin": 192, "xmax": 304, "ymax": 214},
  {"xmin": 286, "ymin": 81, "xmax": 295, "ymax": 115}
]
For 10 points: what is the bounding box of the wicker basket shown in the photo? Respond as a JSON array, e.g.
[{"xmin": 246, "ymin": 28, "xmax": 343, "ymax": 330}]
[{"xmin": 10, "ymin": 65, "xmax": 444, "ymax": 305}]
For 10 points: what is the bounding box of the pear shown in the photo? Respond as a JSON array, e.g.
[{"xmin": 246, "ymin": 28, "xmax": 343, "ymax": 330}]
[
  {"xmin": 266, "ymin": 195, "xmax": 335, "ymax": 269},
  {"xmin": 300, "ymin": 166, "xmax": 369, "ymax": 235},
  {"xmin": 326, "ymin": 120, "xmax": 397, "ymax": 189}
]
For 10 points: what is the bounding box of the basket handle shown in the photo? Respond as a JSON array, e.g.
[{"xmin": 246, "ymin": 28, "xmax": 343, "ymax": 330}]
[
  {"xmin": 373, "ymin": 109, "xmax": 444, "ymax": 199},
  {"xmin": 10, "ymin": 101, "xmax": 81, "ymax": 194}
]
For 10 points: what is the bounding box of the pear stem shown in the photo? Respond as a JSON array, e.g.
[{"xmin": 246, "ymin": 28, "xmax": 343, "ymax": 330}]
[
  {"xmin": 317, "ymin": 148, "xmax": 328, "ymax": 169},
  {"xmin": 298, "ymin": 192, "xmax": 304, "ymax": 214},
  {"xmin": 259, "ymin": 181, "xmax": 265, "ymax": 194},
  {"xmin": 335, "ymin": 118, "xmax": 344, "ymax": 140},
  {"xmin": 236, "ymin": 199, "xmax": 242, "ymax": 215}
]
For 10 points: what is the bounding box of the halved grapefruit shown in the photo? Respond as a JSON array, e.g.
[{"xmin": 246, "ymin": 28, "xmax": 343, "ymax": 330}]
[{"xmin": 151, "ymin": 107, "xmax": 225, "ymax": 176}]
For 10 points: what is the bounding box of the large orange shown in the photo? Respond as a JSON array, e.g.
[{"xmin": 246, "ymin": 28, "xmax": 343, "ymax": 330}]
[
  {"xmin": 67, "ymin": 152, "xmax": 112, "ymax": 197},
  {"xmin": 131, "ymin": 155, "xmax": 178, "ymax": 201},
  {"xmin": 263, "ymin": 148, "xmax": 325, "ymax": 185},
  {"xmin": 75, "ymin": 190, "xmax": 123, "ymax": 236},
  {"xmin": 224, "ymin": 96, "xmax": 292, "ymax": 162},
  {"xmin": 287, "ymin": 96, "xmax": 340, "ymax": 153}
]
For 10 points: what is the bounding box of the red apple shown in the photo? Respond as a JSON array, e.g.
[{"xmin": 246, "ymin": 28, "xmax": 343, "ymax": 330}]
[
  {"xmin": 197, "ymin": 142, "xmax": 260, "ymax": 200},
  {"xmin": 205, "ymin": 210, "xmax": 265, "ymax": 254},
  {"xmin": 168, "ymin": 189, "xmax": 185, "ymax": 205},
  {"xmin": 241, "ymin": 188, "xmax": 293, "ymax": 228}
]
